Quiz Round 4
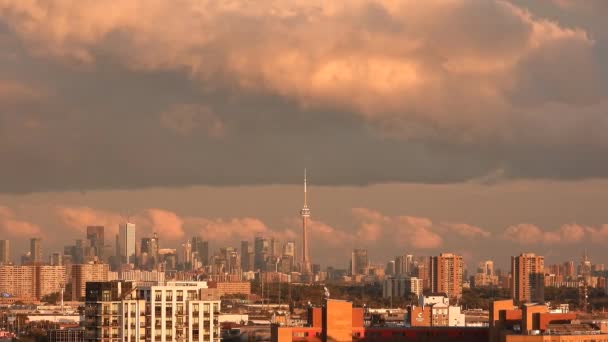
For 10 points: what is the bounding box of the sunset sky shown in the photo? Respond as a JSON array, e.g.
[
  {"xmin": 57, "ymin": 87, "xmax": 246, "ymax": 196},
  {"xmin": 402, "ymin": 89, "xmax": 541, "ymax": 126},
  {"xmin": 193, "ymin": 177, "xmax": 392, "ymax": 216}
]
[{"xmin": 1, "ymin": 1, "xmax": 608, "ymax": 270}]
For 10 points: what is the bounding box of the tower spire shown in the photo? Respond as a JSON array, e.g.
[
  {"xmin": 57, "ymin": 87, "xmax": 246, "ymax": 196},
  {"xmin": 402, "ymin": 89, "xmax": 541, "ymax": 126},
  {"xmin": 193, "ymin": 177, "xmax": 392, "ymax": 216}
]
[{"xmin": 304, "ymin": 168, "xmax": 307, "ymax": 207}]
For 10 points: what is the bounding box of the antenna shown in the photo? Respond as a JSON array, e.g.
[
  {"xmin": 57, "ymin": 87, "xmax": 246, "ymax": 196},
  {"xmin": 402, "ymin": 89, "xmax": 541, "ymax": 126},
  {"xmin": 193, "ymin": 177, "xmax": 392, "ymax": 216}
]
[{"xmin": 304, "ymin": 168, "xmax": 307, "ymax": 207}]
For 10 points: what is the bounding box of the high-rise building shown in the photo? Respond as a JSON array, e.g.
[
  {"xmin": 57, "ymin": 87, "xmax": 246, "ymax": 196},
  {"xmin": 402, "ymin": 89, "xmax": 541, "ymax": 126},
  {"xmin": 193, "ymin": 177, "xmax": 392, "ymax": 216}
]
[
  {"xmin": 283, "ymin": 241, "xmax": 296, "ymax": 258},
  {"xmin": 72, "ymin": 263, "xmax": 110, "ymax": 301},
  {"xmin": 474, "ymin": 260, "xmax": 498, "ymax": 287},
  {"xmin": 430, "ymin": 253, "xmax": 464, "ymax": 300},
  {"xmin": 84, "ymin": 281, "xmax": 221, "ymax": 342},
  {"xmin": 385, "ymin": 260, "xmax": 395, "ymax": 276},
  {"xmin": 350, "ymin": 249, "xmax": 369, "ymax": 276},
  {"xmin": 30, "ymin": 238, "xmax": 42, "ymax": 263},
  {"xmin": 563, "ymin": 260, "xmax": 575, "ymax": 280},
  {"xmin": 270, "ymin": 238, "xmax": 280, "ymax": 258},
  {"xmin": 511, "ymin": 253, "xmax": 544, "ymax": 304},
  {"xmin": 117, "ymin": 223, "xmax": 136, "ymax": 264},
  {"xmin": 382, "ymin": 276, "xmax": 423, "ymax": 298},
  {"xmin": 141, "ymin": 233, "xmax": 160, "ymax": 269},
  {"xmin": 191, "ymin": 237, "xmax": 209, "ymax": 267},
  {"xmin": 0, "ymin": 240, "xmax": 9, "ymax": 264},
  {"xmin": 182, "ymin": 240, "xmax": 193, "ymax": 269},
  {"xmin": 254, "ymin": 237, "xmax": 269, "ymax": 271},
  {"xmin": 240, "ymin": 241, "xmax": 250, "ymax": 272},
  {"xmin": 50, "ymin": 253, "xmax": 63, "ymax": 266},
  {"xmin": 395, "ymin": 254, "xmax": 414, "ymax": 276},
  {"xmin": 86, "ymin": 226, "xmax": 105, "ymax": 261},
  {"xmin": 300, "ymin": 170, "xmax": 312, "ymax": 274}
]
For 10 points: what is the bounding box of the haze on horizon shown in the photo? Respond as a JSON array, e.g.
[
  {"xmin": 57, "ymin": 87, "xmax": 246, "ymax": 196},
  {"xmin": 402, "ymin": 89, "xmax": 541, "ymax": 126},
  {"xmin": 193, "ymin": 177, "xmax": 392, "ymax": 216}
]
[{"xmin": 1, "ymin": 0, "xmax": 608, "ymax": 269}]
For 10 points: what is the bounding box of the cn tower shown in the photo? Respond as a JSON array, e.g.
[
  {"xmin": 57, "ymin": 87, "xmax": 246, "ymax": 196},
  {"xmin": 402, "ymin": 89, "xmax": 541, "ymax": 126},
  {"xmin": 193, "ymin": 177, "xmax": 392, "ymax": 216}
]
[{"xmin": 301, "ymin": 169, "xmax": 312, "ymax": 274}]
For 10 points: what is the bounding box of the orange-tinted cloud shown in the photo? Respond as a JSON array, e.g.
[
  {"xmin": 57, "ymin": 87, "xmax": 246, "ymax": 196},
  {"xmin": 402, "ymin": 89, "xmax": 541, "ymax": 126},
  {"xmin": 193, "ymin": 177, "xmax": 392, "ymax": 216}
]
[
  {"xmin": 56, "ymin": 206, "xmax": 123, "ymax": 236},
  {"xmin": 444, "ymin": 223, "xmax": 491, "ymax": 238},
  {"xmin": 0, "ymin": 205, "xmax": 42, "ymax": 237},
  {"xmin": 139, "ymin": 209, "xmax": 185, "ymax": 241},
  {"xmin": 0, "ymin": 0, "xmax": 599, "ymax": 146},
  {"xmin": 503, "ymin": 222, "xmax": 591, "ymax": 244}
]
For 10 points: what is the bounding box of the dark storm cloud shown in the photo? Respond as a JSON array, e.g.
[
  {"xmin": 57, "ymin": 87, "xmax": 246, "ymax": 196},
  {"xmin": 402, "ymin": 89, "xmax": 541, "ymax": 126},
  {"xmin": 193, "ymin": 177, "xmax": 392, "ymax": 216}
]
[{"xmin": 0, "ymin": 0, "xmax": 607, "ymax": 192}]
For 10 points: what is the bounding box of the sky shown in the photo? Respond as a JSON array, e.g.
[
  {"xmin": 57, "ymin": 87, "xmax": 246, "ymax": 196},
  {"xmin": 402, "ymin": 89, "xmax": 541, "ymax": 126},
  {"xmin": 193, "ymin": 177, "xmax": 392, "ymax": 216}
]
[{"xmin": 1, "ymin": 0, "xmax": 608, "ymax": 270}]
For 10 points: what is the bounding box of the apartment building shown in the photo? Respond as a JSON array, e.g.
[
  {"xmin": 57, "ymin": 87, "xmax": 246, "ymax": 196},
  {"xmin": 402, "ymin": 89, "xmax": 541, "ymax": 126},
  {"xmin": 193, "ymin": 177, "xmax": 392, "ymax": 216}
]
[
  {"xmin": 0, "ymin": 265, "xmax": 65, "ymax": 299},
  {"xmin": 85, "ymin": 281, "xmax": 220, "ymax": 342}
]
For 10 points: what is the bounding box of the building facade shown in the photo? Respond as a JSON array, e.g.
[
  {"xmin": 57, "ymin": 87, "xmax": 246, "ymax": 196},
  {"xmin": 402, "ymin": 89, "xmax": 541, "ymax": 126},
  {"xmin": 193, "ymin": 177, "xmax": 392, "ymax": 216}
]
[
  {"xmin": 430, "ymin": 253, "xmax": 464, "ymax": 299},
  {"xmin": 72, "ymin": 263, "xmax": 110, "ymax": 301},
  {"xmin": 117, "ymin": 223, "xmax": 136, "ymax": 264},
  {"xmin": 85, "ymin": 281, "xmax": 220, "ymax": 342},
  {"xmin": 0, "ymin": 265, "xmax": 65, "ymax": 299},
  {"xmin": 0, "ymin": 239, "xmax": 9, "ymax": 264},
  {"xmin": 511, "ymin": 253, "xmax": 544, "ymax": 304},
  {"xmin": 30, "ymin": 238, "xmax": 42, "ymax": 263},
  {"xmin": 382, "ymin": 277, "xmax": 423, "ymax": 298}
]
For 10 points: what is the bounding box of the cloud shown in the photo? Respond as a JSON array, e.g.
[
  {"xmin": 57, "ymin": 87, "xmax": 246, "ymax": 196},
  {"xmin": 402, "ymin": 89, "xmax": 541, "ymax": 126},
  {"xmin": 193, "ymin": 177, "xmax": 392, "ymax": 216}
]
[
  {"xmin": 444, "ymin": 223, "xmax": 491, "ymax": 238},
  {"xmin": 0, "ymin": 80, "xmax": 44, "ymax": 104},
  {"xmin": 349, "ymin": 208, "xmax": 491, "ymax": 250},
  {"xmin": 0, "ymin": 1, "xmax": 607, "ymax": 191},
  {"xmin": 139, "ymin": 209, "xmax": 185, "ymax": 241},
  {"xmin": 0, "ymin": 205, "xmax": 42, "ymax": 237},
  {"xmin": 160, "ymin": 104, "xmax": 225, "ymax": 138},
  {"xmin": 503, "ymin": 222, "xmax": 590, "ymax": 244},
  {"xmin": 0, "ymin": 0, "xmax": 601, "ymax": 144},
  {"xmin": 56, "ymin": 206, "xmax": 123, "ymax": 236}
]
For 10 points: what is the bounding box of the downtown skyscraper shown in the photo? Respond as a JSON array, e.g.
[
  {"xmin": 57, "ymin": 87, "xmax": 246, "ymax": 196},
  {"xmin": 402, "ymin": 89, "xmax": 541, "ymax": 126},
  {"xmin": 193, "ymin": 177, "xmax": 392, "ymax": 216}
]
[
  {"xmin": 117, "ymin": 222, "xmax": 136, "ymax": 264},
  {"xmin": 0, "ymin": 240, "xmax": 9, "ymax": 264}
]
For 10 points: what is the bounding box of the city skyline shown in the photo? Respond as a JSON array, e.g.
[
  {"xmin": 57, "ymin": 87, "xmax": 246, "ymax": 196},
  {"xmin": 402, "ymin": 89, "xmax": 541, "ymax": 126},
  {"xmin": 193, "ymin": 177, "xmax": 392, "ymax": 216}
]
[{"xmin": 1, "ymin": 1, "xmax": 608, "ymax": 269}]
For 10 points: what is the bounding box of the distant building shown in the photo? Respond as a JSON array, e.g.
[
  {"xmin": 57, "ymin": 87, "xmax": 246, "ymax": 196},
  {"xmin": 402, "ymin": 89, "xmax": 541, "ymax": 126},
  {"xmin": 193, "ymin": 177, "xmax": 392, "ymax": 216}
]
[
  {"xmin": 86, "ymin": 226, "xmax": 105, "ymax": 261},
  {"xmin": 0, "ymin": 240, "xmax": 9, "ymax": 264},
  {"xmin": 351, "ymin": 249, "xmax": 369, "ymax": 276},
  {"xmin": 511, "ymin": 253, "xmax": 544, "ymax": 304},
  {"xmin": 30, "ymin": 238, "xmax": 42, "ymax": 263},
  {"xmin": 474, "ymin": 260, "xmax": 499, "ymax": 287},
  {"xmin": 240, "ymin": 241, "xmax": 250, "ymax": 271},
  {"xmin": 117, "ymin": 223, "xmax": 136, "ymax": 264},
  {"xmin": 430, "ymin": 253, "xmax": 464, "ymax": 300},
  {"xmin": 0, "ymin": 264, "xmax": 65, "ymax": 299},
  {"xmin": 72, "ymin": 263, "xmax": 109, "ymax": 301},
  {"xmin": 382, "ymin": 276, "xmax": 423, "ymax": 298},
  {"xmin": 254, "ymin": 237, "xmax": 270, "ymax": 271}
]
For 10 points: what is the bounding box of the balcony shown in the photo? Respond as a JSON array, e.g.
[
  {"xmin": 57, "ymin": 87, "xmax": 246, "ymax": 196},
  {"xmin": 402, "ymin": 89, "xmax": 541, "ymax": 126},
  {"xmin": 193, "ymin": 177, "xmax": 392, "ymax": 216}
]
[
  {"xmin": 192, "ymin": 311, "xmax": 199, "ymax": 316},
  {"xmin": 176, "ymin": 296, "xmax": 183, "ymax": 301}
]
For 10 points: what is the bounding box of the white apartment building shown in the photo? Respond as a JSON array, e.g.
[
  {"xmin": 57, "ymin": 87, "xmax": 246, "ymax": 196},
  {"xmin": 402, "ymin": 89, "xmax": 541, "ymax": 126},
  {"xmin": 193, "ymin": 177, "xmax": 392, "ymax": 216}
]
[{"xmin": 85, "ymin": 281, "xmax": 220, "ymax": 342}]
